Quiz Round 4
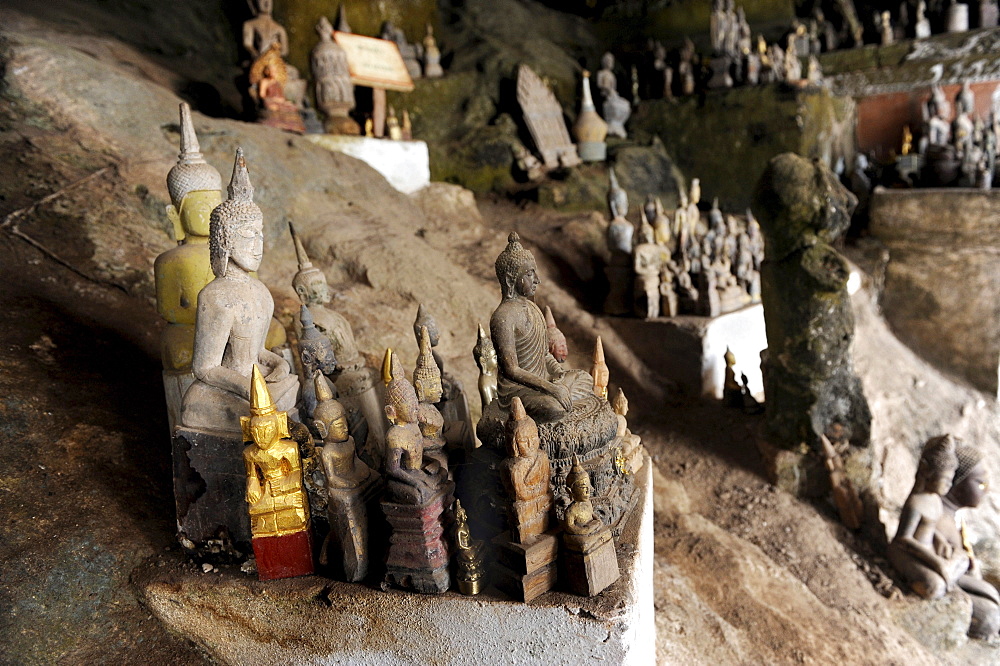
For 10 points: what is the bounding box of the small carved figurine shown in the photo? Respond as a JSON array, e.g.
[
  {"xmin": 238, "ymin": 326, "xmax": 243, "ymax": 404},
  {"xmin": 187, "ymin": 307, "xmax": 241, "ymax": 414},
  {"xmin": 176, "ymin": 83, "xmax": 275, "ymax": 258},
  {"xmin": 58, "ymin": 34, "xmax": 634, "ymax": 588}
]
[
  {"xmin": 311, "ymin": 16, "xmax": 358, "ymax": 135},
  {"xmin": 422, "ymin": 23, "xmax": 444, "ymax": 78},
  {"xmin": 473, "ymin": 323, "xmax": 499, "ymax": 409},
  {"xmin": 562, "ymin": 454, "xmax": 620, "ymax": 596},
  {"xmin": 242, "ymin": 365, "xmax": 314, "ymax": 580},
  {"xmin": 612, "ymin": 388, "xmax": 643, "ymax": 475},
  {"xmin": 591, "ymin": 336, "xmax": 609, "ymax": 400},
  {"xmin": 296, "ymin": 304, "xmax": 338, "ymax": 419},
  {"xmin": 414, "ymin": 325, "xmax": 443, "ymax": 404},
  {"xmin": 249, "ymin": 43, "xmax": 306, "ymax": 133},
  {"xmin": 500, "ymin": 397, "xmax": 553, "ymax": 544},
  {"xmin": 452, "ymin": 499, "xmax": 485, "ymax": 594}
]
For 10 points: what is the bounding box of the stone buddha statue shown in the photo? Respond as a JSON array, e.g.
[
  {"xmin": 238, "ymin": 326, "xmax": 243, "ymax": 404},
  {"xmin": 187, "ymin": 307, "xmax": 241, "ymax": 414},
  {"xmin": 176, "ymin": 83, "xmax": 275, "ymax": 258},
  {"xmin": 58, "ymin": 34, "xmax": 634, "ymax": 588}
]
[
  {"xmin": 155, "ymin": 102, "xmax": 223, "ymax": 428},
  {"xmin": 490, "ymin": 232, "xmax": 594, "ymax": 423},
  {"xmin": 888, "ymin": 435, "xmax": 969, "ymax": 599},
  {"xmin": 500, "ymin": 397, "xmax": 553, "ymax": 544},
  {"xmin": 315, "ymin": 374, "xmax": 371, "ymax": 489},
  {"xmin": 181, "ymin": 148, "xmax": 299, "ymax": 433},
  {"xmin": 383, "ymin": 350, "xmax": 448, "ymax": 505},
  {"xmin": 296, "ymin": 303, "xmax": 337, "ymax": 419},
  {"xmin": 311, "ymin": 15, "xmax": 358, "ymax": 135}
]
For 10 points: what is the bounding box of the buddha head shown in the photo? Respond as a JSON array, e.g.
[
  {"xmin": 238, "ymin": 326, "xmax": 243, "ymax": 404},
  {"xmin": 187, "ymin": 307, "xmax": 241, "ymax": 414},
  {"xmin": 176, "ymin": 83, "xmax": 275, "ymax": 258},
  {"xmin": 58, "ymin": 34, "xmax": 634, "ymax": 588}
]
[
  {"xmin": 315, "ymin": 16, "xmax": 333, "ymax": 41},
  {"xmin": 289, "ymin": 222, "xmax": 331, "ymax": 306},
  {"xmin": 417, "ymin": 402, "xmax": 444, "ymax": 440},
  {"xmin": 916, "ymin": 434, "xmax": 959, "ymax": 496},
  {"xmin": 209, "ymin": 147, "xmax": 263, "ymax": 278},
  {"xmin": 413, "ymin": 325, "xmax": 443, "ymax": 404},
  {"xmin": 413, "ymin": 303, "xmax": 440, "ymax": 347},
  {"xmin": 567, "ymin": 454, "xmax": 592, "ymax": 502},
  {"xmin": 495, "ymin": 232, "xmax": 539, "ymax": 300},
  {"xmin": 611, "ymin": 388, "xmax": 629, "ymax": 417},
  {"xmin": 601, "ymin": 52, "xmax": 614, "ymax": 71},
  {"xmin": 454, "ymin": 497, "xmax": 468, "ymax": 527},
  {"xmin": 256, "ymin": 0, "xmax": 273, "ymax": 15},
  {"xmin": 947, "ymin": 444, "xmax": 989, "ymax": 509},
  {"xmin": 298, "ymin": 304, "xmax": 337, "ymax": 376},
  {"xmin": 312, "ymin": 373, "xmax": 349, "ymax": 443},
  {"xmin": 166, "ymin": 103, "xmax": 222, "ymax": 240},
  {"xmin": 506, "ymin": 396, "xmax": 541, "ymax": 458},
  {"xmin": 384, "ymin": 350, "xmax": 419, "ymax": 426},
  {"xmin": 241, "ymin": 364, "xmax": 290, "ymax": 449},
  {"xmin": 473, "ymin": 323, "xmax": 497, "ymax": 375}
]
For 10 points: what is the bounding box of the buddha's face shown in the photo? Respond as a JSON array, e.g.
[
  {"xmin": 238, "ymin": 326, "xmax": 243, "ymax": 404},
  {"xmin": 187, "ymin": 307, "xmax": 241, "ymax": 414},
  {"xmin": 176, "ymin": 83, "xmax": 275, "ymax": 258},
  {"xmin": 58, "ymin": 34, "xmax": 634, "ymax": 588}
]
[
  {"xmin": 571, "ymin": 479, "xmax": 592, "ymax": 501},
  {"xmin": 257, "ymin": 0, "xmax": 272, "ymax": 14},
  {"xmin": 316, "ymin": 410, "xmax": 349, "ymax": 443},
  {"xmin": 949, "ymin": 463, "xmax": 989, "ymax": 508},
  {"xmin": 250, "ymin": 414, "xmax": 281, "ymax": 449},
  {"xmin": 231, "ymin": 221, "xmax": 264, "ymax": 273},
  {"xmin": 294, "ymin": 273, "xmax": 331, "ymax": 306},
  {"xmin": 476, "ymin": 343, "xmax": 497, "ymax": 372},
  {"xmin": 512, "ymin": 422, "xmax": 539, "ymax": 456},
  {"xmin": 301, "ymin": 340, "xmax": 337, "ymax": 375},
  {"xmin": 180, "ymin": 190, "xmax": 222, "ymax": 237},
  {"xmin": 515, "ymin": 264, "xmax": 540, "ymax": 298}
]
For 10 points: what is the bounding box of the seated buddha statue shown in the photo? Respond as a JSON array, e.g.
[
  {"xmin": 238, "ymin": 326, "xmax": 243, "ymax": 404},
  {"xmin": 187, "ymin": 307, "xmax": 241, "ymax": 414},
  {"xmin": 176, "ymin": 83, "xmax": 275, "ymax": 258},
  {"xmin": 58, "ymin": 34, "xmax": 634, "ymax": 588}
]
[
  {"xmin": 500, "ymin": 397, "xmax": 553, "ymax": 544},
  {"xmin": 490, "ymin": 232, "xmax": 593, "ymax": 423},
  {"xmin": 180, "ymin": 148, "xmax": 299, "ymax": 433}
]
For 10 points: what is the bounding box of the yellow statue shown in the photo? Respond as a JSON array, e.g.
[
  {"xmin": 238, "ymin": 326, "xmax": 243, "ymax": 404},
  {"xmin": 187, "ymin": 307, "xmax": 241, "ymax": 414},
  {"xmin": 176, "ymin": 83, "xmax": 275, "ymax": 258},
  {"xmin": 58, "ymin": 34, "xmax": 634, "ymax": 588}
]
[
  {"xmin": 155, "ymin": 102, "xmax": 223, "ymax": 429},
  {"xmin": 564, "ymin": 454, "xmax": 602, "ymax": 536},
  {"xmin": 612, "ymin": 388, "xmax": 643, "ymax": 475},
  {"xmin": 242, "ymin": 365, "xmax": 314, "ymax": 579},
  {"xmin": 902, "ymin": 125, "xmax": 913, "ymax": 156},
  {"xmin": 591, "ymin": 336, "xmax": 609, "ymax": 400},
  {"xmin": 561, "ymin": 453, "xmax": 619, "ymax": 596},
  {"xmin": 453, "ymin": 499, "xmax": 485, "ymax": 595}
]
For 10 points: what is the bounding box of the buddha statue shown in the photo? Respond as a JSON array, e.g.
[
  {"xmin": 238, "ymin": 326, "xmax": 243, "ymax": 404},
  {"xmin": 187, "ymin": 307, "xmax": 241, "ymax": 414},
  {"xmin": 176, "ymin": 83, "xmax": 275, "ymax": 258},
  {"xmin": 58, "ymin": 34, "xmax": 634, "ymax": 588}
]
[
  {"xmin": 888, "ymin": 435, "xmax": 969, "ymax": 599},
  {"xmin": 413, "ymin": 325, "xmax": 442, "ymax": 404},
  {"xmin": 473, "ymin": 324, "xmax": 498, "ymax": 409},
  {"xmin": 560, "ymin": 454, "xmax": 620, "ymax": 597},
  {"xmin": 242, "ymin": 365, "xmax": 313, "ymax": 580},
  {"xmin": 564, "ymin": 454, "xmax": 602, "ymax": 537},
  {"xmin": 611, "ymin": 389, "xmax": 643, "ymax": 474},
  {"xmin": 422, "ymin": 23, "xmax": 443, "ymax": 78},
  {"xmin": 181, "ymin": 148, "xmax": 299, "ymax": 433},
  {"xmin": 544, "ymin": 305, "xmax": 568, "ymax": 363},
  {"xmin": 412, "ymin": 304, "xmax": 475, "ymax": 450},
  {"xmin": 591, "ymin": 337, "xmax": 609, "ymax": 400},
  {"xmin": 249, "ymin": 44, "xmax": 306, "ymax": 134},
  {"xmin": 490, "ymin": 232, "xmax": 594, "ymax": 423},
  {"xmin": 452, "ymin": 499, "xmax": 485, "ymax": 595},
  {"xmin": 311, "ymin": 16, "xmax": 358, "ymax": 135},
  {"xmin": 723, "ymin": 347, "xmax": 742, "ymax": 407},
  {"xmin": 500, "ymin": 397, "xmax": 553, "ymax": 543},
  {"xmin": 315, "ymin": 374, "xmax": 371, "ymax": 489},
  {"xmin": 296, "ymin": 304, "xmax": 338, "ymax": 419},
  {"xmin": 607, "ymin": 168, "xmax": 629, "ymax": 223},
  {"xmin": 383, "ymin": 350, "xmax": 448, "ymax": 505},
  {"xmin": 155, "ymin": 102, "xmax": 223, "ymax": 429},
  {"xmin": 242, "ymin": 0, "xmax": 287, "ymax": 62},
  {"xmin": 633, "ymin": 216, "xmax": 664, "ymax": 319}
]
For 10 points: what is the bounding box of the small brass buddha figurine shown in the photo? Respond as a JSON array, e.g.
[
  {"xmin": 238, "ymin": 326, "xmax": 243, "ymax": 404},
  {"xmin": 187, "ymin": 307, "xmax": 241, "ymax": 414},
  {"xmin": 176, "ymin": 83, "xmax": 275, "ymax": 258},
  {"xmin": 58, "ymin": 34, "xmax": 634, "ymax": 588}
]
[
  {"xmin": 500, "ymin": 397, "xmax": 553, "ymax": 544},
  {"xmin": 473, "ymin": 323, "xmax": 498, "ymax": 409},
  {"xmin": 543, "ymin": 305, "xmax": 568, "ymax": 363},
  {"xmin": 314, "ymin": 374, "xmax": 377, "ymax": 582},
  {"xmin": 413, "ymin": 325, "xmax": 443, "ymax": 404},
  {"xmin": 181, "ymin": 148, "xmax": 299, "ymax": 433},
  {"xmin": 155, "ymin": 102, "xmax": 223, "ymax": 429},
  {"xmin": 562, "ymin": 454, "xmax": 619, "ymax": 596},
  {"xmin": 242, "ymin": 365, "xmax": 314, "ymax": 580},
  {"xmin": 591, "ymin": 336, "xmax": 609, "ymax": 400},
  {"xmin": 490, "ymin": 232, "xmax": 594, "ymax": 423},
  {"xmin": 452, "ymin": 499, "xmax": 485, "ymax": 595},
  {"xmin": 383, "ymin": 350, "xmax": 449, "ymax": 505}
]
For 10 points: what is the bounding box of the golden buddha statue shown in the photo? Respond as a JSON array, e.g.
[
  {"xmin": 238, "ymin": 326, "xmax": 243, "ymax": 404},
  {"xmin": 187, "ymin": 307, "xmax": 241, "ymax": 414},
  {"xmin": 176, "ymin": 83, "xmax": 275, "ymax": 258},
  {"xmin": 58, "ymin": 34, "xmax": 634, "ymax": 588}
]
[
  {"xmin": 452, "ymin": 499, "xmax": 485, "ymax": 595},
  {"xmin": 561, "ymin": 454, "xmax": 619, "ymax": 596},
  {"xmin": 242, "ymin": 365, "xmax": 313, "ymax": 579},
  {"xmin": 315, "ymin": 374, "xmax": 372, "ymax": 490},
  {"xmin": 383, "ymin": 350, "xmax": 448, "ymax": 505},
  {"xmin": 564, "ymin": 454, "xmax": 602, "ymax": 536},
  {"xmin": 500, "ymin": 397, "xmax": 553, "ymax": 543},
  {"xmin": 473, "ymin": 323, "xmax": 498, "ymax": 409},
  {"xmin": 611, "ymin": 388, "xmax": 643, "ymax": 475},
  {"xmin": 155, "ymin": 103, "xmax": 223, "ymax": 428},
  {"xmin": 181, "ymin": 148, "xmax": 299, "ymax": 433},
  {"xmin": 490, "ymin": 232, "xmax": 594, "ymax": 423},
  {"xmin": 413, "ymin": 325, "xmax": 443, "ymax": 404}
]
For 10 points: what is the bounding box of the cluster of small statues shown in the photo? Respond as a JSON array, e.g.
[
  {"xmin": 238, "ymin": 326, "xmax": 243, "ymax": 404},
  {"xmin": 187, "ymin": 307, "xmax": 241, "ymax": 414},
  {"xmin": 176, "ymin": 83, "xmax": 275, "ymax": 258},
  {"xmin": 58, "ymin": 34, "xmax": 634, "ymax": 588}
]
[
  {"xmin": 239, "ymin": 0, "xmax": 442, "ymax": 137},
  {"xmin": 604, "ymin": 171, "xmax": 762, "ymax": 320},
  {"xmin": 155, "ymin": 106, "xmax": 641, "ymax": 600}
]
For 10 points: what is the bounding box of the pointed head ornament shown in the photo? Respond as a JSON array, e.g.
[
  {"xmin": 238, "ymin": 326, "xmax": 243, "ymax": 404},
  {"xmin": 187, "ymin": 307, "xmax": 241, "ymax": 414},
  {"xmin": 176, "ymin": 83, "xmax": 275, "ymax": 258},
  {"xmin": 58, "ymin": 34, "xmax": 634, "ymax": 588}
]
[{"xmin": 166, "ymin": 102, "xmax": 222, "ymax": 208}]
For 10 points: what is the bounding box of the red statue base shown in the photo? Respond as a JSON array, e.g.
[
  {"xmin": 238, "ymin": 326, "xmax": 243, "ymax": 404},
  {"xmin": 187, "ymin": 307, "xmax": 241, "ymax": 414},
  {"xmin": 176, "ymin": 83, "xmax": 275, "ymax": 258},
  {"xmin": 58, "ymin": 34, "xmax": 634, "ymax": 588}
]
[{"xmin": 252, "ymin": 529, "xmax": 315, "ymax": 581}]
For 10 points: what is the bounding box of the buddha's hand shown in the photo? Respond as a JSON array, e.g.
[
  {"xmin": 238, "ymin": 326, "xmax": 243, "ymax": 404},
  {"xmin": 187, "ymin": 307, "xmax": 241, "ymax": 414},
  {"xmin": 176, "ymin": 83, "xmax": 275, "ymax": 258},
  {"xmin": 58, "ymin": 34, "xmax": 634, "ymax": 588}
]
[
  {"xmin": 934, "ymin": 540, "xmax": 954, "ymax": 559},
  {"xmin": 246, "ymin": 488, "xmax": 262, "ymax": 504},
  {"xmin": 550, "ymin": 383, "xmax": 572, "ymax": 411}
]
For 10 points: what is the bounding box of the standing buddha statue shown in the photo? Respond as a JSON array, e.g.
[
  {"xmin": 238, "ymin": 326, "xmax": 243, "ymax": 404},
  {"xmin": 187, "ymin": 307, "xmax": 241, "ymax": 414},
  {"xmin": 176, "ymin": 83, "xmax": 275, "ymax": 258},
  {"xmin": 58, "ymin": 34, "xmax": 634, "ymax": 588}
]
[{"xmin": 473, "ymin": 323, "xmax": 498, "ymax": 409}]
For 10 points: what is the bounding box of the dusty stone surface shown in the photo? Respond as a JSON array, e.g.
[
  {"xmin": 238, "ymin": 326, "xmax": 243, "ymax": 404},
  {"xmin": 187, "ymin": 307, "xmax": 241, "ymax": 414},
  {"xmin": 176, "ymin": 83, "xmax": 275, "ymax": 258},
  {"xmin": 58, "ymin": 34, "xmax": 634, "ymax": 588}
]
[{"xmin": 868, "ymin": 187, "xmax": 1000, "ymax": 397}]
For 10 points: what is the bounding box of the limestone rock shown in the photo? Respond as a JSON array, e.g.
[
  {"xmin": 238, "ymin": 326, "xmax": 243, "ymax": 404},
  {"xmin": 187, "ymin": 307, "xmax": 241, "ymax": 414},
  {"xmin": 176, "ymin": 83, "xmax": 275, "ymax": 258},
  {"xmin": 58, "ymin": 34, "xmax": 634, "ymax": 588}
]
[{"xmin": 891, "ymin": 591, "xmax": 972, "ymax": 653}]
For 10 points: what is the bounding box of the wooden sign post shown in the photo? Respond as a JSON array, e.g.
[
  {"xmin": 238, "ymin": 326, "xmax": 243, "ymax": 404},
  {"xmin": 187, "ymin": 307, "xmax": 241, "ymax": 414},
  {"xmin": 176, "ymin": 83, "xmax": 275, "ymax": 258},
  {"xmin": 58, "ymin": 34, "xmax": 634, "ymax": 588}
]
[{"xmin": 334, "ymin": 32, "xmax": 414, "ymax": 138}]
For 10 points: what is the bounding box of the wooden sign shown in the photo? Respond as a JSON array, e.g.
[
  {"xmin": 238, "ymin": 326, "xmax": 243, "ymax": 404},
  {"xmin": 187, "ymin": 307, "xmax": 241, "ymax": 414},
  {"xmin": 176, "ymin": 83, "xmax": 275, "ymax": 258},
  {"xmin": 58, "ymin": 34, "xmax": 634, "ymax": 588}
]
[{"xmin": 334, "ymin": 32, "xmax": 414, "ymax": 92}]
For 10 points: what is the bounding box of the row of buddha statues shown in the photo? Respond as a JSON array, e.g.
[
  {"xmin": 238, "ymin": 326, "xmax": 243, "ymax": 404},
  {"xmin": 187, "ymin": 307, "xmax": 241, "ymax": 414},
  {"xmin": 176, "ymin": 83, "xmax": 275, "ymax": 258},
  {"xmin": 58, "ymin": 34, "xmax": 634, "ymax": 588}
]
[
  {"xmin": 603, "ymin": 171, "xmax": 763, "ymax": 320},
  {"xmin": 241, "ymin": 0, "xmax": 442, "ymax": 136},
  {"xmin": 155, "ymin": 104, "xmax": 640, "ymax": 598}
]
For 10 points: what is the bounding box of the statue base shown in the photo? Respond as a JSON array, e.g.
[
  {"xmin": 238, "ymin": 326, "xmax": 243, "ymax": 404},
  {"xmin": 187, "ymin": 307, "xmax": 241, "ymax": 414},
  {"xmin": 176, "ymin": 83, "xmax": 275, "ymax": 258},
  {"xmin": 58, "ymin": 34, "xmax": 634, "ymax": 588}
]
[
  {"xmin": 305, "ymin": 134, "xmax": 430, "ymax": 194},
  {"xmin": 493, "ymin": 531, "xmax": 559, "ymax": 602},
  {"xmin": 562, "ymin": 529, "xmax": 620, "ymax": 597},
  {"xmin": 381, "ymin": 484, "xmax": 454, "ymax": 594},
  {"xmin": 137, "ymin": 455, "xmax": 656, "ymax": 664},
  {"xmin": 172, "ymin": 426, "xmax": 251, "ymax": 548},
  {"xmin": 252, "ymin": 529, "xmax": 315, "ymax": 581}
]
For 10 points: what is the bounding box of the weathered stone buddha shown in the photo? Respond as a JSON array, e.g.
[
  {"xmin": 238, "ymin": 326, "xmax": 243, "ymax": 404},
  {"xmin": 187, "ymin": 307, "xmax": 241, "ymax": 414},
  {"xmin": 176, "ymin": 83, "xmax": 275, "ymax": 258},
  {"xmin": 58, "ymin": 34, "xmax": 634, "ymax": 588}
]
[
  {"xmin": 155, "ymin": 102, "xmax": 223, "ymax": 430},
  {"xmin": 311, "ymin": 15, "xmax": 358, "ymax": 135},
  {"xmin": 296, "ymin": 304, "xmax": 337, "ymax": 419},
  {"xmin": 242, "ymin": 365, "xmax": 313, "ymax": 580},
  {"xmin": 489, "ymin": 233, "xmax": 594, "ymax": 423},
  {"xmin": 412, "ymin": 304, "xmax": 475, "ymax": 450},
  {"xmin": 473, "ymin": 324, "xmax": 498, "ymax": 409},
  {"xmin": 501, "ymin": 397, "xmax": 553, "ymax": 544},
  {"xmin": 181, "ymin": 148, "xmax": 299, "ymax": 433}
]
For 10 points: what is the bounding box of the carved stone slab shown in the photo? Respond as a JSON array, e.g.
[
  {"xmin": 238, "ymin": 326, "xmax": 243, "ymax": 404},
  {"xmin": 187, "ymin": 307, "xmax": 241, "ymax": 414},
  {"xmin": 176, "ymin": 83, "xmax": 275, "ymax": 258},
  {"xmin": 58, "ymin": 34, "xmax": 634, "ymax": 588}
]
[{"xmin": 516, "ymin": 64, "xmax": 581, "ymax": 170}]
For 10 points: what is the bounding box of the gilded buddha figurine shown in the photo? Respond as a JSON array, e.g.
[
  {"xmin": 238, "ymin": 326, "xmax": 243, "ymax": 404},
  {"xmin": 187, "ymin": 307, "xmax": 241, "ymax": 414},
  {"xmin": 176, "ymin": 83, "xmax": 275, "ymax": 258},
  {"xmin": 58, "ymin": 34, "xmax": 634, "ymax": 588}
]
[
  {"xmin": 564, "ymin": 454, "xmax": 603, "ymax": 537},
  {"xmin": 889, "ymin": 435, "xmax": 969, "ymax": 599},
  {"xmin": 490, "ymin": 232, "xmax": 594, "ymax": 423},
  {"xmin": 611, "ymin": 388, "xmax": 643, "ymax": 474},
  {"xmin": 452, "ymin": 499, "xmax": 485, "ymax": 594},
  {"xmin": 383, "ymin": 350, "xmax": 449, "ymax": 504},
  {"xmin": 155, "ymin": 102, "xmax": 223, "ymax": 428},
  {"xmin": 500, "ymin": 397, "xmax": 553, "ymax": 543},
  {"xmin": 242, "ymin": 365, "xmax": 313, "ymax": 580},
  {"xmin": 181, "ymin": 148, "xmax": 299, "ymax": 433},
  {"xmin": 473, "ymin": 323, "xmax": 498, "ymax": 409}
]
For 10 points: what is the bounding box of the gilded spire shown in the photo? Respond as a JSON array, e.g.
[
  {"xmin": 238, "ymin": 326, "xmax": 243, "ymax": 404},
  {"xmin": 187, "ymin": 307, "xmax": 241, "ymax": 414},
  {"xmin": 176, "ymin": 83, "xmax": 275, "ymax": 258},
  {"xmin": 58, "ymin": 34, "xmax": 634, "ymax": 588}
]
[
  {"xmin": 382, "ymin": 347, "xmax": 394, "ymax": 385},
  {"xmin": 249, "ymin": 364, "xmax": 277, "ymax": 416},
  {"xmin": 227, "ymin": 147, "xmax": 254, "ymax": 202},
  {"xmin": 315, "ymin": 371, "xmax": 334, "ymax": 402}
]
